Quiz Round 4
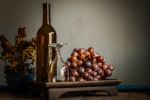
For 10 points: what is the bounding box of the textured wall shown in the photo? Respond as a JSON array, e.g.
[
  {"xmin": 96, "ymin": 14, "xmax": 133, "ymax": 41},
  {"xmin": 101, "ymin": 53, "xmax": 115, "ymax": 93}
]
[{"xmin": 0, "ymin": 0, "xmax": 149, "ymax": 85}]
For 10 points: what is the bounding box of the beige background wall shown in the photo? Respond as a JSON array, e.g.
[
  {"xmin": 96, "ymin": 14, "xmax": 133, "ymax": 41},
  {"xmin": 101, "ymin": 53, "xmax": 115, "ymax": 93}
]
[{"xmin": 0, "ymin": 0, "xmax": 149, "ymax": 85}]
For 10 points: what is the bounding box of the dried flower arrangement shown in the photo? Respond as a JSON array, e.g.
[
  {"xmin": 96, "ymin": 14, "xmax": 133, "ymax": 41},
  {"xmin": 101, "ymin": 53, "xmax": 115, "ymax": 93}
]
[{"xmin": 0, "ymin": 27, "xmax": 36, "ymax": 90}]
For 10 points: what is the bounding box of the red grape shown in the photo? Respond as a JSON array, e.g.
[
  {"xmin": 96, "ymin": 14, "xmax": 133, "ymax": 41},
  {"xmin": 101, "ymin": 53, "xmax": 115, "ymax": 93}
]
[
  {"xmin": 78, "ymin": 48, "xmax": 85, "ymax": 55},
  {"xmin": 86, "ymin": 75, "xmax": 93, "ymax": 81},
  {"xmin": 85, "ymin": 60, "xmax": 92, "ymax": 68},
  {"xmin": 70, "ymin": 56, "xmax": 77, "ymax": 62},
  {"xmin": 86, "ymin": 68, "xmax": 93, "ymax": 74},
  {"xmin": 70, "ymin": 69, "xmax": 79, "ymax": 77},
  {"xmin": 97, "ymin": 62, "xmax": 103, "ymax": 68},
  {"xmin": 71, "ymin": 52, "xmax": 78, "ymax": 57},
  {"xmin": 102, "ymin": 64, "xmax": 108, "ymax": 71},
  {"xmin": 83, "ymin": 72, "xmax": 89, "ymax": 78},
  {"xmin": 70, "ymin": 62, "xmax": 77, "ymax": 68},
  {"xmin": 77, "ymin": 60, "xmax": 83, "ymax": 66},
  {"xmin": 106, "ymin": 69, "xmax": 112, "ymax": 76},
  {"xmin": 96, "ymin": 75, "xmax": 101, "ymax": 79},
  {"xmin": 84, "ymin": 51, "xmax": 91, "ymax": 58},
  {"xmin": 73, "ymin": 48, "xmax": 78, "ymax": 52},
  {"xmin": 91, "ymin": 71, "xmax": 97, "ymax": 76},
  {"xmin": 78, "ymin": 54, "xmax": 85, "ymax": 60},
  {"xmin": 107, "ymin": 65, "xmax": 114, "ymax": 71},
  {"xmin": 78, "ymin": 67, "xmax": 85, "ymax": 74},
  {"xmin": 93, "ymin": 77, "xmax": 99, "ymax": 81},
  {"xmin": 97, "ymin": 68, "xmax": 103, "ymax": 75},
  {"xmin": 91, "ymin": 58, "xmax": 97, "ymax": 64},
  {"xmin": 77, "ymin": 77, "xmax": 85, "ymax": 82},
  {"xmin": 65, "ymin": 62, "xmax": 71, "ymax": 67},
  {"xmin": 88, "ymin": 47, "xmax": 94, "ymax": 54},
  {"xmin": 69, "ymin": 76, "xmax": 76, "ymax": 82},
  {"xmin": 91, "ymin": 52, "xmax": 98, "ymax": 58},
  {"xmin": 92, "ymin": 64, "xmax": 99, "ymax": 71}
]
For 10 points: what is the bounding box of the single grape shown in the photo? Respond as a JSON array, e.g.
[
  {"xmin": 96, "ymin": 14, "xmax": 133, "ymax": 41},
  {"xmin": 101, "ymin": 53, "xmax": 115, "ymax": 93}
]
[
  {"xmin": 92, "ymin": 64, "xmax": 99, "ymax": 71},
  {"xmin": 85, "ymin": 60, "xmax": 92, "ymax": 68},
  {"xmin": 78, "ymin": 53, "xmax": 85, "ymax": 60},
  {"xmin": 97, "ymin": 62, "xmax": 103, "ymax": 68},
  {"xmin": 93, "ymin": 77, "xmax": 99, "ymax": 81},
  {"xmin": 77, "ymin": 60, "xmax": 83, "ymax": 66},
  {"xmin": 71, "ymin": 51, "xmax": 78, "ymax": 57},
  {"xmin": 86, "ymin": 68, "xmax": 93, "ymax": 74},
  {"xmin": 65, "ymin": 62, "xmax": 71, "ymax": 67},
  {"xmin": 106, "ymin": 69, "xmax": 112, "ymax": 76},
  {"xmin": 96, "ymin": 75, "xmax": 101, "ymax": 80},
  {"xmin": 73, "ymin": 48, "xmax": 78, "ymax": 52},
  {"xmin": 88, "ymin": 47, "xmax": 94, "ymax": 54},
  {"xmin": 97, "ymin": 68, "xmax": 103, "ymax": 75},
  {"xmin": 70, "ymin": 69, "xmax": 79, "ymax": 77},
  {"xmin": 70, "ymin": 56, "xmax": 78, "ymax": 62},
  {"xmin": 91, "ymin": 52, "xmax": 98, "ymax": 58},
  {"xmin": 91, "ymin": 71, "xmax": 97, "ymax": 76},
  {"xmin": 102, "ymin": 64, "xmax": 108, "ymax": 71},
  {"xmin": 78, "ymin": 48, "xmax": 85, "ymax": 55},
  {"xmin": 107, "ymin": 65, "xmax": 114, "ymax": 71},
  {"xmin": 69, "ymin": 76, "xmax": 76, "ymax": 82},
  {"xmin": 84, "ymin": 51, "xmax": 91, "ymax": 58},
  {"xmin": 83, "ymin": 72, "xmax": 89, "ymax": 78},
  {"xmin": 71, "ymin": 62, "xmax": 77, "ymax": 68},
  {"xmin": 91, "ymin": 58, "xmax": 97, "ymax": 64},
  {"xmin": 78, "ymin": 67, "xmax": 85, "ymax": 74},
  {"xmin": 77, "ymin": 77, "xmax": 85, "ymax": 82},
  {"xmin": 87, "ymin": 75, "xmax": 94, "ymax": 81}
]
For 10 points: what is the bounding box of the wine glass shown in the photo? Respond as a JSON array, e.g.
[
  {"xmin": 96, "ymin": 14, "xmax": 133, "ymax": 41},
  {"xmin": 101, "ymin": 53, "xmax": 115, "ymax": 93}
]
[{"xmin": 48, "ymin": 43, "xmax": 69, "ymax": 82}]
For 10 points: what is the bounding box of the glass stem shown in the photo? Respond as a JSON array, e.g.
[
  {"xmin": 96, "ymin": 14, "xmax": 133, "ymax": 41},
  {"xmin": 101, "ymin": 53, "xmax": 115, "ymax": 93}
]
[{"xmin": 56, "ymin": 49, "xmax": 64, "ymax": 63}]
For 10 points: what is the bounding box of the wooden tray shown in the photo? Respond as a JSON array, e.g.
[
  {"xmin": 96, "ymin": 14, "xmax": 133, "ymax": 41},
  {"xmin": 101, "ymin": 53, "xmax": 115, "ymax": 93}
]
[
  {"xmin": 27, "ymin": 79, "xmax": 121, "ymax": 100},
  {"xmin": 27, "ymin": 79, "xmax": 121, "ymax": 88},
  {"xmin": 46, "ymin": 79, "xmax": 121, "ymax": 88}
]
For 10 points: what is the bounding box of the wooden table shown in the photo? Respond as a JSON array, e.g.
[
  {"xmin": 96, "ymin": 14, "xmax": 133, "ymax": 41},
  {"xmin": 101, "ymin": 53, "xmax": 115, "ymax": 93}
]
[{"xmin": 0, "ymin": 91, "xmax": 150, "ymax": 100}]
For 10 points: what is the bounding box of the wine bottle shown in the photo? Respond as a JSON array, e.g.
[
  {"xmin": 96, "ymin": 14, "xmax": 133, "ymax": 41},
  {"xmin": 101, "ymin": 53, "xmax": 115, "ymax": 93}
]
[{"xmin": 36, "ymin": 3, "xmax": 57, "ymax": 82}]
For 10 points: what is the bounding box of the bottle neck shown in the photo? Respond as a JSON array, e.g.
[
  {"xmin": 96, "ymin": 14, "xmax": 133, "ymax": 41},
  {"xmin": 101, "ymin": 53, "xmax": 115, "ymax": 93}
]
[{"xmin": 43, "ymin": 3, "xmax": 51, "ymax": 25}]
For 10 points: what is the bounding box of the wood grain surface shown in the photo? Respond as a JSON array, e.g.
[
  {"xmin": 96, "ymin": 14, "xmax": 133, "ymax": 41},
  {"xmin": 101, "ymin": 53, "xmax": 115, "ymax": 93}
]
[{"xmin": 0, "ymin": 91, "xmax": 150, "ymax": 100}]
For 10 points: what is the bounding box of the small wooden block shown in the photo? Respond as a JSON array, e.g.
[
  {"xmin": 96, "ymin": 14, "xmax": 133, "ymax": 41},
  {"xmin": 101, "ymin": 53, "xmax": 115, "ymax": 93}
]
[{"xmin": 48, "ymin": 86, "xmax": 118, "ymax": 100}]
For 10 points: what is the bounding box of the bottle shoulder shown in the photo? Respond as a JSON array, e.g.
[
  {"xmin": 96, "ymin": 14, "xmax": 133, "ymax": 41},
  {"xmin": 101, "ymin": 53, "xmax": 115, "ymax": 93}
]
[{"xmin": 37, "ymin": 25, "xmax": 56, "ymax": 35}]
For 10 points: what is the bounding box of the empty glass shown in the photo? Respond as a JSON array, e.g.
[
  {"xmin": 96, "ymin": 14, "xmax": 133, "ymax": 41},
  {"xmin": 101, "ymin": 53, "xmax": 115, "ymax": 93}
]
[{"xmin": 48, "ymin": 43, "xmax": 69, "ymax": 82}]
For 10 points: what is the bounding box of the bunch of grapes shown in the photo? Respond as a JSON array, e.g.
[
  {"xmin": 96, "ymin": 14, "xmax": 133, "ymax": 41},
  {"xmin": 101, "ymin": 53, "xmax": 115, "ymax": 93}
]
[{"xmin": 65, "ymin": 47, "xmax": 114, "ymax": 82}]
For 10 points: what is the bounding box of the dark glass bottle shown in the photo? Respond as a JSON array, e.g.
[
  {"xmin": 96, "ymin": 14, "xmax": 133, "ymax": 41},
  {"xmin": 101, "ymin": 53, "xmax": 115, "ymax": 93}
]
[{"xmin": 36, "ymin": 3, "xmax": 57, "ymax": 82}]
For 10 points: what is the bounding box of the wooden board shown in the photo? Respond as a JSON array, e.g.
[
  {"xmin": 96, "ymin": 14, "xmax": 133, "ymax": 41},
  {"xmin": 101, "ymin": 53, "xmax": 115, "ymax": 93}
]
[
  {"xmin": 46, "ymin": 79, "xmax": 121, "ymax": 88},
  {"xmin": 28, "ymin": 79, "xmax": 121, "ymax": 88}
]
